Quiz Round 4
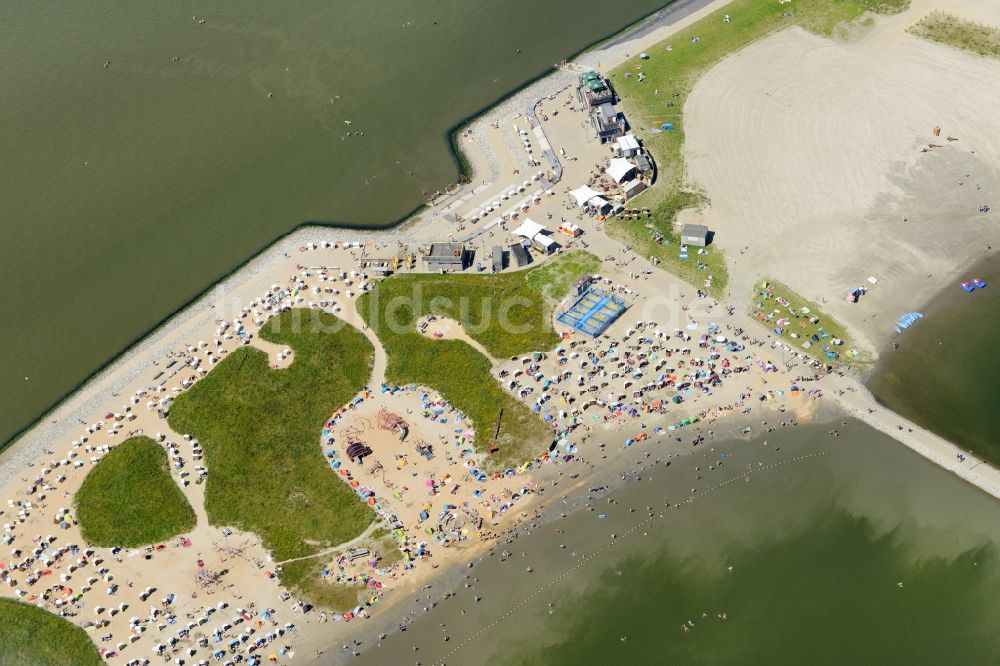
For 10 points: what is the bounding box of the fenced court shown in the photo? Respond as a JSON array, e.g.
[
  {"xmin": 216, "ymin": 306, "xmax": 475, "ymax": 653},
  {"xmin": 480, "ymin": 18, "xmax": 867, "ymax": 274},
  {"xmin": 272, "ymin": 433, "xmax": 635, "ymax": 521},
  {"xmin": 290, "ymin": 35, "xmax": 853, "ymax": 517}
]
[{"xmin": 556, "ymin": 286, "xmax": 627, "ymax": 336}]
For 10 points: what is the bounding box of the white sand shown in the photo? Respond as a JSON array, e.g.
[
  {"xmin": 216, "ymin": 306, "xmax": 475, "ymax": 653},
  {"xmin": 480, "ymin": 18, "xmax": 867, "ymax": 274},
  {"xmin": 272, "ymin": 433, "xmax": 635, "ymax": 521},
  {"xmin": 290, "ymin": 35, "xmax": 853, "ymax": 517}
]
[{"xmin": 683, "ymin": 0, "xmax": 1000, "ymax": 352}]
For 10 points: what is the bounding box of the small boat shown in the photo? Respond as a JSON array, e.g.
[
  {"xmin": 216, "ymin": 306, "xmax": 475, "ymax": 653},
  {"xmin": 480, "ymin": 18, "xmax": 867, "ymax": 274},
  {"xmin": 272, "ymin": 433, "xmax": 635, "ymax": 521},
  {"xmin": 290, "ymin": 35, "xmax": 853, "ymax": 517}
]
[
  {"xmin": 895, "ymin": 312, "xmax": 923, "ymax": 330},
  {"xmin": 960, "ymin": 281, "xmax": 975, "ymax": 292},
  {"xmin": 973, "ymin": 278, "xmax": 987, "ymax": 289}
]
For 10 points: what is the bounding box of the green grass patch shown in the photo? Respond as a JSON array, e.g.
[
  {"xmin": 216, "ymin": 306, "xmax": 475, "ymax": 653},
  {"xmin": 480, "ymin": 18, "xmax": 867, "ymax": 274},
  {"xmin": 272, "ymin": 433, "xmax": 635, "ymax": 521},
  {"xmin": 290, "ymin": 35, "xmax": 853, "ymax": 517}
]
[
  {"xmin": 373, "ymin": 534, "xmax": 404, "ymax": 567},
  {"xmin": 168, "ymin": 309, "xmax": 376, "ymax": 609},
  {"xmin": 0, "ymin": 599, "xmax": 101, "ymax": 666},
  {"xmin": 279, "ymin": 558, "xmax": 366, "ymax": 611},
  {"xmin": 75, "ymin": 436, "xmax": 195, "ymax": 547},
  {"xmin": 610, "ymin": 190, "xmax": 728, "ymax": 297},
  {"xmin": 526, "ymin": 250, "xmax": 602, "ymax": 301},
  {"xmin": 607, "ymin": 0, "xmax": 908, "ymax": 297},
  {"xmin": 750, "ymin": 279, "xmax": 868, "ymax": 367},
  {"xmin": 358, "ymin": 260, "xmax": 569, "ymax": 468},
  {"xmin": 908, "ymin": 11, "xmax": 1000, "ymax": 58}
]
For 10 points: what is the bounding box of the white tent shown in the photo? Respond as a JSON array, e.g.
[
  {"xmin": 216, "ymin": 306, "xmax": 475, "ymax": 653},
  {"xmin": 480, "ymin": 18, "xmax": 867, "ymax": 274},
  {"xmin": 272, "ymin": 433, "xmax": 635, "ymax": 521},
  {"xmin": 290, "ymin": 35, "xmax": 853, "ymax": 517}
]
[
  {"xmin": 512, "ymin": 219, "xmax": 547, "ymax": 240},
  {"xmin": 569, "ymin": 185, "xmax": 603, "ymax": 207},
  {"xmin": 512, "ymin": 218, "xmax": 558, "ymax": 254},
  {"xmin": 606, "ymin": 158, "xmax": 637, "ymax": 184}
]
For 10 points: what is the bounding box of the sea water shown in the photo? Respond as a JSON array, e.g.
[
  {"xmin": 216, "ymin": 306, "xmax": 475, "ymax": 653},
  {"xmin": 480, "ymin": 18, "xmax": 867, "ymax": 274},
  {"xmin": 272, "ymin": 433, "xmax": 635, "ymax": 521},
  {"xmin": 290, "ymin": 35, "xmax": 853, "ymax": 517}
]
[
  {"xmin": 0, "ymin": 0, "xmax": 671, "ymax": 446},
  {"xmin": 357, "ymin": 420, "xmax": 1000, "ymax": 665},
  {"xmin": 869, "ymin": 261, "xmax": 1000, "ymax": 465}
]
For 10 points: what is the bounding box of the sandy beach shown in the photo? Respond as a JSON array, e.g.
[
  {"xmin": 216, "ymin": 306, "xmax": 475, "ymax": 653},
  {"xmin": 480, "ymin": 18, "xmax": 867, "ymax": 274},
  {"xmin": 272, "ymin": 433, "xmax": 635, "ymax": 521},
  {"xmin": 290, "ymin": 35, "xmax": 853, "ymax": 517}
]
[
  {"xmin": 682, "ymin": 0, "xmax": 1000, "ymax": 354},
  {"xmin": 4, "ymin": 1, "xmax": 1000, "ymax": 663}
]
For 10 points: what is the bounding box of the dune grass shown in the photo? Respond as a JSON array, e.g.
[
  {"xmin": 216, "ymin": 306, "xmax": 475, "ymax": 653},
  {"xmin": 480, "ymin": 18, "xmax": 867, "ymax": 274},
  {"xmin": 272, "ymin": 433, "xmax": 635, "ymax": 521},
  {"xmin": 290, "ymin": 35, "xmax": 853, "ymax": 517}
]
[
  {"xmin": 908, "ymin": 12, "xmax": 1000, "ymax": 58},
  {"xmin": 0, "ymin": 598, "xmax": 101, "ymax": 666},
  {"xmin": 357, "ymin": 259, "xmax": 570, "ymax": 468},
  {"xmin": 75, "ymin": 436, "xmax": 195, "ymax": 547},
  {"xmin": 526, "ymin": 250, "xmax": 602, "ymax": 301},
  {"xmin": 607, "ymin": 0, "xmax": 908, "ymax": 298},
  {"xmin": 279, "ymin": 558, "xmax": 367, "ymax": 611},
  {"xmin": 610, "ymin": 190, "xmax": 729, "ymax": 297},
  {"xmin": 168, "ymin": 309, "xmax": 376, "ymax": 608},
  {"xmin": 750, "ymin": 279, "xmax": 869, "ymax": 367}
]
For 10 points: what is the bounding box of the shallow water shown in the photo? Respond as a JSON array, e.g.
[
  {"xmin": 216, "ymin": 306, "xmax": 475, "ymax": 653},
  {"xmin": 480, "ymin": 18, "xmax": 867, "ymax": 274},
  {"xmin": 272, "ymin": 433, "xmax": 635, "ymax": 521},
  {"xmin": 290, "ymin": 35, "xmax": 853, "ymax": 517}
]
[
  {"xmin": 868, "ymin": 261, "xmax": 1000, "ymax": 464},
  {"xmin": 355, "ymin": 419, "xmax": 1000, "ymax": 665},
  {"xmin": 0, "ymin": 0, "xmax": 671, "ymax": 446}
]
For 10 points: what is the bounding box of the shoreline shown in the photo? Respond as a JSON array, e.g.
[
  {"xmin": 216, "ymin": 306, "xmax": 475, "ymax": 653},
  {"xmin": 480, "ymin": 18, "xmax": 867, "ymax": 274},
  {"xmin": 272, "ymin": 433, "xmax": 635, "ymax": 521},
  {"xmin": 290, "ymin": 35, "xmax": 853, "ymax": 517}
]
[
  {"xmin": 311, "ymin": 406, "xmax": 784, "ymax": 663},
  {"xmin": 0, "ymin": 0, "xmax": 691, "ymax": 453},
  {"xmin": 862, "ymin": 248, "xmax": 998, "ymax": 379},
  {"xmin": 5, "ymin": 2, "xmax": 1000, "ymax": 663},
  {"xmin": 7, "ymin": 0, "xmax": 999, "ymax": 545},
  {"xmin": 0, "ymin": 0, "xmax": 731, "ymax": 473}
]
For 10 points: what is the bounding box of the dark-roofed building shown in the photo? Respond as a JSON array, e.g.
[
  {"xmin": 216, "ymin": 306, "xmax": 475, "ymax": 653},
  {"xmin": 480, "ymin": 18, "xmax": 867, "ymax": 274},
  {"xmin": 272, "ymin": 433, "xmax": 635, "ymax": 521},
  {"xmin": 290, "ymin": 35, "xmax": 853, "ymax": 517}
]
[
  {"xmin": 423, "ymin": 242, "xmax": 468, "ymax": 272},
  {"xmin": 510, "ymin": 243, "xmax": 531, "ymax": 267},
  {"xmin": 492, "ymin": 246, "xmax": 505, "ymax": 273},
  {"xmin": 634, "ymin": 154, "xmax": 653, "ymax": 175}
]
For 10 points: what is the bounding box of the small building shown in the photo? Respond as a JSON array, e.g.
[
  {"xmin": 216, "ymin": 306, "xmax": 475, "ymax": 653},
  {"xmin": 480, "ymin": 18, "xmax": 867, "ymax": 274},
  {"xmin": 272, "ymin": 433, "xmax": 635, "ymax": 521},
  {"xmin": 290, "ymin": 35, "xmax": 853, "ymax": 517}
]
[
  {"xmin": 571, "ymin": 274, "xmax": 594, "ymax": 296},
  {"xmin": 492, "ymin": 246, "xmax": 505, "ymax": 273},
  {"xmin": 531, "ymin": 234, "xmax": 557, "ymax": 255},
  {"xmin": 577, "ymin": 71, "xmax": 615, "ymax": 107},
  {"xmin": 621, "ymin": 179, "xmax": 647, "ymax": 199},
  {"xmin": 590, "ymin": 103, "xmax": 627, "ymax": 143},
  {"xmin": 680, "ymin": 224, "xmax": 710, "ymax": 247},
  {"xmin": 634, "ymin": 154, "xmax": 653, "ymax": 175},
  {"xmin": 616, "ymin": 134, "xmax": 641, "ymax": 157},
  {"xmin": 423, "ymin": 242, "xmax": 468, "ymax": 271},
  {"xmin": 510, "ymin": 243, "xmax": 531, "ymax": 267}
]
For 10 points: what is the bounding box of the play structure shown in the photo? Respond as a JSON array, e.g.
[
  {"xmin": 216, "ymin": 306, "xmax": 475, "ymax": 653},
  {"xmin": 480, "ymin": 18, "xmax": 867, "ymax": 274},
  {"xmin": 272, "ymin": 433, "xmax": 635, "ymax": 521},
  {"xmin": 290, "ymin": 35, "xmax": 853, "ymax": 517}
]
[
  {"xmin": 377, "ymin": 408, "xmax": 409, "ymax": 441},
  {"xmin": 556, "ymin": 282, "xmax": 628, "ymax": 336}
]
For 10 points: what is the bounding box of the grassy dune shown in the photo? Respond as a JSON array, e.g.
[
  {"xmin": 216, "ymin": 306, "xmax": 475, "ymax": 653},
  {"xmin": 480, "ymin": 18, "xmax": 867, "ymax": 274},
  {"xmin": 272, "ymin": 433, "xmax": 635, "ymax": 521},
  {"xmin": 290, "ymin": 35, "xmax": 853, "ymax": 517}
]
[
  {"xmin": 75, "ymin": 436, "xmax": 195, "ymax": 547},
  {"xmin": 909, "ymin": 12, "xmax": 1000, "ymax": 58},
  {"xmin": 0, "ymin": 599, "xmax": 101, "ymax": 666},
  {"xmin": 526, "ymin": 250, "xmax": 602, "ymax": 301},
  {"xmin": 168, "ymin": 309, "xmax": 375, "ymax": 607},
  {"xmin": 751, "ymin": 278, "xmax": 869, "ymax": 367},
  {"xmin": 357, "ymin": 255, "xmax": 597, "ymax": 468}
]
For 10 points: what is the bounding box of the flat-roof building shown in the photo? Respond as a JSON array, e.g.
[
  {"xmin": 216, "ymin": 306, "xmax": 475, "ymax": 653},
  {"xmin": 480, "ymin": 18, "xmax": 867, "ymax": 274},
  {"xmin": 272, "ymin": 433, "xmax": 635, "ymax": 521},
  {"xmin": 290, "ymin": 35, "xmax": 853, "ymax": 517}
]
[
  {"xmin": 616, "ymin": 134, "xmax": 641, "ymax": 157},
  {"xmin": 510, "ymin": 243, "xmax": 531, "ymax": 267},
  {"xmin": 590, "ymin": 103, "xmax": 627, "ymax": 143},
  {"xmin": 634, "ymin": 154, "xmax": 653, "ymax": 175},
  {"xmin": 423, "ymin": 242, "xmax": 468, "ymax": 272},
  {"xmin": 680, "ymin": 224, "xmax": 710, "ymax": 247},
  {"xmin": 492, "ymin": 246, "xmax": 505, "ymax": 273},
  {"xmin": 622, "ymin": 179, "xmax": 647, "ymax": 199}
]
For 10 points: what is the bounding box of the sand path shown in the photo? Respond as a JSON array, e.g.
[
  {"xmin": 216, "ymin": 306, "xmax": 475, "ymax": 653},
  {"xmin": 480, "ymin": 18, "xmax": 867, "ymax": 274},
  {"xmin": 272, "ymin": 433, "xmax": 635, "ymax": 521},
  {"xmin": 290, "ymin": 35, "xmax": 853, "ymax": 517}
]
[
  {"xmin": 419, "ymin": 316, "xmax": 492, "ymax": 358},
  {"xmin": 274, "ymin": 520, "xmax": 381, "ymax": 566}
]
